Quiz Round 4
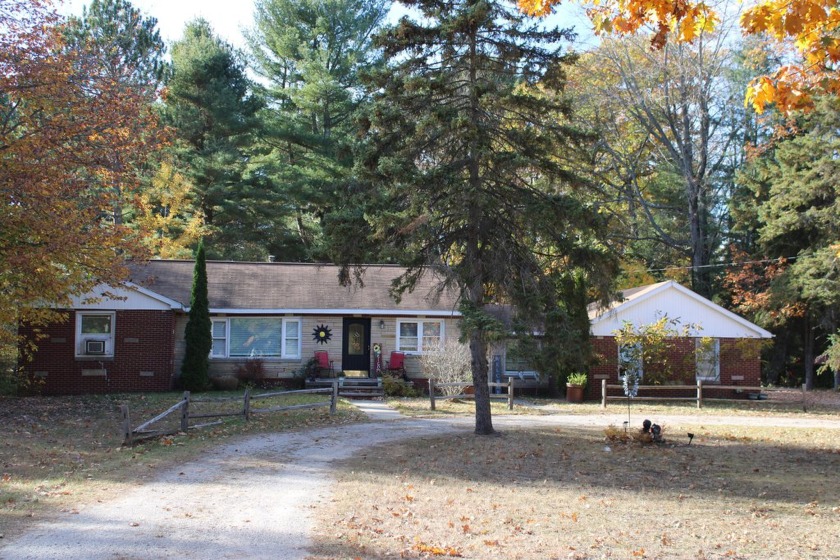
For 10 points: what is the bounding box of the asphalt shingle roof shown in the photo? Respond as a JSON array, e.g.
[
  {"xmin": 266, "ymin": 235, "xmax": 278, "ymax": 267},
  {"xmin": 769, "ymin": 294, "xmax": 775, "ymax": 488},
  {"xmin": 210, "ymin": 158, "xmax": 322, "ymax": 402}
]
[{"xmin": 128, "ymin": 260, "xmax": 460, "ymax": 313}]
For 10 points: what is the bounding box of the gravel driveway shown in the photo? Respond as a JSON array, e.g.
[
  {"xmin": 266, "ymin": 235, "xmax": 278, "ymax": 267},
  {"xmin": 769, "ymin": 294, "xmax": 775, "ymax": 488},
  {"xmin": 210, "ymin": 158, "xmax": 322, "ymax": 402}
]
[{"xmin": 3, "ymin": 401, "xmax": 839, "ymax": 560}]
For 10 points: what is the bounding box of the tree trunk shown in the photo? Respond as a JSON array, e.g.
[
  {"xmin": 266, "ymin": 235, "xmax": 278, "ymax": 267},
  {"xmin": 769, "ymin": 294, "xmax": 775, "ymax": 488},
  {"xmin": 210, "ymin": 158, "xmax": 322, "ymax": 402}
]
[
  {"xmin": 765, "ymin": 334, "xmax": 786, "ymax": 386},
  {"xmin": 470, "ymin": 331, "xmax": 493, "ymax": 435},
  {"xmin": 687, "ymin": 177, "xmax": 711, "ymax": 298},
  {"xmin": 465, "ymin": 17, "xmax": 493, "ymax": 436},
  {"xmin": 804, "ymin": 316, "xmax": 815, "ymax": 390}
]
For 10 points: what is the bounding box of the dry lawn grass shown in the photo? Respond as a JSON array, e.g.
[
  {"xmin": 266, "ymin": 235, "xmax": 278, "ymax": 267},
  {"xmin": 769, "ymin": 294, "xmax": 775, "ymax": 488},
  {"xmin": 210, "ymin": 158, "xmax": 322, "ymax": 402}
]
[
  {"xmin": 0, "ymin": 391, "xmax": 366, "ymax": 539},
  {"xmin": 310, "ymin": 423, "xmax": 840, "ymax": 559}
]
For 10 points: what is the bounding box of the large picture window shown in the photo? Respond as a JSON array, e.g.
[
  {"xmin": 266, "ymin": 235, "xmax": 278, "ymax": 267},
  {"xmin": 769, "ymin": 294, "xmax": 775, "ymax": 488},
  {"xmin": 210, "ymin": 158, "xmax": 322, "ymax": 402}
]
[
  {"xmin": 397, "ymin": 320, "xmax": 443, "ymax": 353},
  {"xmin": 76, "ymin": 311, "xmax": 115, "ymax": 357},
  {"xmin": 210, "ymin": 317, "xmax": 301, "ymax": 359}
]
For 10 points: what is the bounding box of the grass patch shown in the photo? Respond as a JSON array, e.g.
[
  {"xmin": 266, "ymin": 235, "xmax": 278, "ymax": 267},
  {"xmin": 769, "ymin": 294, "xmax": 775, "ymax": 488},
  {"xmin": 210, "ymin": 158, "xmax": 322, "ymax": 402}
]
[
  {"xmin": 0, "ymin": 391, "xmax": 366, "ymax": 538},
  {"xmin": 311, "ymin": 423, "xmax": 840, "ymax": 559}
]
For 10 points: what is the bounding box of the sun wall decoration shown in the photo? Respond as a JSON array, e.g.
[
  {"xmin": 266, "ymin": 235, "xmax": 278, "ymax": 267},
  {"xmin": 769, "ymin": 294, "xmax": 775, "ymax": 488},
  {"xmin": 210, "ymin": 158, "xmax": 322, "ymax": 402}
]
[{"xmin": 312, "ymin": 324, "xmax": 332, "ymax": 344}]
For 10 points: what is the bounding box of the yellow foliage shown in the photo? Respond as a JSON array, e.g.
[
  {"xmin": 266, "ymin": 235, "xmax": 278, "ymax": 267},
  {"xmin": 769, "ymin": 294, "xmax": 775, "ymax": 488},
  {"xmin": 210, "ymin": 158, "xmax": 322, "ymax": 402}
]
[
  {"xmin": 518, "ymin": 0, "xmax": 840, "ymax": 114},
  {"xmin": 1, "ymin": 1, "xmax": 162, "ymax": 345},
  {"xmin": 746, "ymin": 76, "xmax": 776, "ymax": 113},
  {"xmin": 135, "ymin": 161, "xmax": 210, "ymax": 259}
]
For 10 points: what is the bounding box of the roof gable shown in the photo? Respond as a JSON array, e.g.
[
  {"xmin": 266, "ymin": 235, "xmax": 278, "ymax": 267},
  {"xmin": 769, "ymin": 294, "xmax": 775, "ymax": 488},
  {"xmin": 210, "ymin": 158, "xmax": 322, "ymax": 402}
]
[
  {"xmin": 69, "ymin": 283, "xmax": 183, "ymax": 311},
  {"xmin": 590, "ymin": 280, "xmax": 772, "ymax": 339}
]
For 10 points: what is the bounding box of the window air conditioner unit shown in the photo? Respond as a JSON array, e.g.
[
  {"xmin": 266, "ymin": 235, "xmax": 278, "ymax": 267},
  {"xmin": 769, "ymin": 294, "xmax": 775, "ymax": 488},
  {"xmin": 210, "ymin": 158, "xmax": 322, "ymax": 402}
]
[{"xmin": 85, "ymin": 340, "xmax": 106, "ymax": 355}]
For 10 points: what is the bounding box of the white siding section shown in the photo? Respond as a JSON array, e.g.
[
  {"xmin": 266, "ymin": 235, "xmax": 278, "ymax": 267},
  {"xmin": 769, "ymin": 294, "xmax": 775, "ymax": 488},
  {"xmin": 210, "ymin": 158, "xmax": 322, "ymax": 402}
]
[
  {"xmin": 68, "ymin": 284, "xmax": 178, "ymax": 311},
  {"xmin": 591, "ymin": 281, "xmax": 772, "ymax": 339}
]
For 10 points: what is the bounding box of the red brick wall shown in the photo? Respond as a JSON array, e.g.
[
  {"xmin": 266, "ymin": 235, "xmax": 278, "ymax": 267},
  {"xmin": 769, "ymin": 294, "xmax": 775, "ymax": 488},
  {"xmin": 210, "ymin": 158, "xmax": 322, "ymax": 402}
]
[
  {"xmin": 588, "ymin": 336, "xmax": 763, "ymax": 401},
  {"xmin": 20, "ymin": 310, "xmax": 176, "ymax": 395}
]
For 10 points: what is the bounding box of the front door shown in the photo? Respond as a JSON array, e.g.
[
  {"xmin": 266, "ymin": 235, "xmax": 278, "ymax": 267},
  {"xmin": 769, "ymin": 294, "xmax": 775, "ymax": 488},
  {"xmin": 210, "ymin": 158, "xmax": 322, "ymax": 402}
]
[{"xmin": 342, "ymin": 318, "xmax": 371, "ymax": 376}]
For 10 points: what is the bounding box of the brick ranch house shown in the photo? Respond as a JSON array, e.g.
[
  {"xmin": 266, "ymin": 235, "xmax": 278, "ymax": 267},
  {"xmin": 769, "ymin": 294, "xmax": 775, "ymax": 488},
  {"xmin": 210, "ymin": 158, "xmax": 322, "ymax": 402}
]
[
  {"xmin": 587, "ymin": 280, "xmax": 774, "ymax": 401},
  {"xmin": 21, "ymin": 262, "xmax": 772, "ymax": 399},
  {"xmin": 20, "ymin": 261, "xmax": 461, "ymax": 395}
]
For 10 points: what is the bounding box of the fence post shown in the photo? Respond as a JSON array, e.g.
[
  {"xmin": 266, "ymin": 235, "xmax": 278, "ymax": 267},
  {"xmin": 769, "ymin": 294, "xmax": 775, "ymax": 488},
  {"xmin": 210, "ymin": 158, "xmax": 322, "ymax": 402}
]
[
  {"xmin": 601, "ymin": 379, "xmax": 607, "ymax": 409},
  {"xmin": 802, "ymin": 382, "xmax": 807, "ymax": 412},
  {"xmin": 429, "ymin": 378, "xmax": 436, "ymax": 410},
  {"xmin": 243, "ymin": 388, "xmax": 251, "ymax": 421},
  {"xmin": 330, "ymin": 380, "xmax": 338, "ymax": 415},
  {"xmin": 120, "ymin": 404, "xmax": 132, "ymax": 445},
  {"xmin": 507, "ymin": 377, "xmax": 514, "ymax": 410},
  {"xmin": 696, "ymin": 380, "xmax": 703, "ymax": 409},
  {"xmin": 180, "ymin": 391, "xmax": 190, "ymax": 431}
]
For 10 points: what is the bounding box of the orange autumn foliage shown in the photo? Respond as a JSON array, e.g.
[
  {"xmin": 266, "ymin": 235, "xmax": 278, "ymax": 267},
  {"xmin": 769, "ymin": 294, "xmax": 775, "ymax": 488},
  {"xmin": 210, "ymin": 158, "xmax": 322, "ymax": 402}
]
[
  {"xmin": 517, "ymin": 0, "xmax": 840, "ymax": 114},
  {"xmin": 0, "ymin": 0, "xmax": 163, "ymax": 344}
]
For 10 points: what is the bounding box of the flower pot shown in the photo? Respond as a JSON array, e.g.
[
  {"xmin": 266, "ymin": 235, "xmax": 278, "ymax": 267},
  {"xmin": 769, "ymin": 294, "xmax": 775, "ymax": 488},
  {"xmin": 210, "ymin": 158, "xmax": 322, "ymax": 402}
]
[{"xmin": 566, "ymin": 383, "xmax": 585, "ymax": 403}]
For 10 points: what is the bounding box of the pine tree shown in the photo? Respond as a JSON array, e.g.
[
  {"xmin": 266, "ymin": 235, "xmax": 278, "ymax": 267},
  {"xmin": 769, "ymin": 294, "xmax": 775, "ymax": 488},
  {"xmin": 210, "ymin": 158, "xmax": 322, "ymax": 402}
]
[
  {"xmin": 730, "ymin": 96, "xmax": 840, "ymax": 389},
  {"xmin": 64, "ymin": 0, "xmax": 168, "ymax": 92},
  {"xmin": 181, "ymin": 241, "xmax": 212, "ymax": 391},
  {"xmin": 246, "ymin": 0, "xmax": 388, "ymax": 260},
  {"xmin": 162, "ymin": 20, "xmax": 263, "ymax": 259},
  {"xmin": 350, "ymin": 0, "xmax": 617, "ymax": 434}
]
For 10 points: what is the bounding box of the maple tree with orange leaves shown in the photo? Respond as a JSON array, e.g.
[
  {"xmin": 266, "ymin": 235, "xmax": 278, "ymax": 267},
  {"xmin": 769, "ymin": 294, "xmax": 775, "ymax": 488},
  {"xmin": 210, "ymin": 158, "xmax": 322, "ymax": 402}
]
[
  {"xmin": 518, "ymin": 0, "xmax": 840, "ymax": 114},
  {"xmin": 0, "ymin": 0, "xmax": 163, "ymax": 347}
]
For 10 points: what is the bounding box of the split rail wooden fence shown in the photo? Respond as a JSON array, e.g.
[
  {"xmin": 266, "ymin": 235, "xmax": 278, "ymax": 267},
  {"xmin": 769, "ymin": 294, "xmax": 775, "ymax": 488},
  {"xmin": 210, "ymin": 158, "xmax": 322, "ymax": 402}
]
[
  {"xmin": 600, "ymin": 379, "xmax": 808, "ymax": 411},
  {"xmin": 121, "ymin": 382, "xmax": 339, "ymax": 444},
  {"xmin": 428, "ymin": 377, "xmax": 517, "ymax": 410}
]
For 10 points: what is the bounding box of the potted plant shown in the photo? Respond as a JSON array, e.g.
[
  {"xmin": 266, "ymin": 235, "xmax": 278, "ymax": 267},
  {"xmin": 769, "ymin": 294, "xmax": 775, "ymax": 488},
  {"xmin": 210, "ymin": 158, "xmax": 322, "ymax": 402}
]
[{"xmin": 566, "ymin": 372, "xmax": 587, "ymax": 403}]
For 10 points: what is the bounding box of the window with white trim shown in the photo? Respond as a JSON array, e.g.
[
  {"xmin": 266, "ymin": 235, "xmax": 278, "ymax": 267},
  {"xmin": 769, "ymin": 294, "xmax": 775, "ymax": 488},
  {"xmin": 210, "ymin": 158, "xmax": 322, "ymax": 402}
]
[
  {"xmin": 211, "ymin": 320, "xmax": 227, "ymax": 357},
  {"xmin": 76, "ymin": 311, "xmax": 115, "ymax": 357},
  {"xmin": 695, "ymin": 338, "xmax": 720, "ymax": 382},
  {"xmin": 618, "ymin": 342, "xmax": 643, "ymax": 380},
  {"xmin": 397, "ymin": 320, "xmax": 443, "ymax": 353},
  {"xmin": 210, "ymin": 317, "xmax": 301, "ymax": 359}
]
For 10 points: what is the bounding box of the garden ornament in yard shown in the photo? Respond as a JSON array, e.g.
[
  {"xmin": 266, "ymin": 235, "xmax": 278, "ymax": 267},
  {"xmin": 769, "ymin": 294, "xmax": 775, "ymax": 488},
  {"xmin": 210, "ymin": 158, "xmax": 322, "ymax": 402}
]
[
  {"xmin": 642, "ymin": 419, "xmax": 663, "ymax": 443},
  {"xmin": 623, "ymin": 371, "xmax": 640, "ymax": 427}
]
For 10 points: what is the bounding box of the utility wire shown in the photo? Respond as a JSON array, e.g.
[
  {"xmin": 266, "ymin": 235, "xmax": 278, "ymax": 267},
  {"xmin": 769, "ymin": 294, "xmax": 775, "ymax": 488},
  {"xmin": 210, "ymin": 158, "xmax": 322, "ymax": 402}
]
[{"xmin": 646, "ymin": 256, "xmax": 799, "ymax": 273}]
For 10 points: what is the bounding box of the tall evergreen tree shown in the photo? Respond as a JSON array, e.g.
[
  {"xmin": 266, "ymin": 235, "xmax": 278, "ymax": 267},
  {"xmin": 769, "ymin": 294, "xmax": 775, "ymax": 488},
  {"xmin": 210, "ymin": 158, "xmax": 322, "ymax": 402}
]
[
  {"xmin": 729, "ymin": 96, "xmax": 840, "ymax": 389},
  {"xmin": 181, "ymin": 240, "xmax": 211, "ymax": 391},
  {"xmin": 162, "ymin": 20, "xmax": 264, "ymax": 259},
  {"xmin": 246, "ymin": 0, "xmax": 388, "ymax": 260},
  {"xmin": 349, "ymin": 0, "xmax": 616, "ymax": 434},
  {"xmin": 64, "ymin": 0, "xmax": 168, "ymax": 92}
]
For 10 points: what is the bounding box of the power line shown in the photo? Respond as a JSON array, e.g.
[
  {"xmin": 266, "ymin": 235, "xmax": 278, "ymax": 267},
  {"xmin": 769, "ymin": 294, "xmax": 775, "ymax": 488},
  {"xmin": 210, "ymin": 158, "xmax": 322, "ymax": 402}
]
[{"xmin": 646, "ymin": 256, "xmax": 799, "ymax": 273}]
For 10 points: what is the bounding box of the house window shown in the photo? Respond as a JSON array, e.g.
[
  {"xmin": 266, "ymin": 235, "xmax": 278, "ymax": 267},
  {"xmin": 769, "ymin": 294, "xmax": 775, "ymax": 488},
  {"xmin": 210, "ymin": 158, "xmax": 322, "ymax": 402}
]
[
  {"xmin": 76, "ymin": 311, "xmax": 115, "ymax": 357},
  {"xmin": 695, "ymin": 338, "xmax": 720, "ymax": 382},
  {"xmin": 211, "ymin": 320, "xmax": 227, "ymax": 357},
  {"xmin": 210, "ymin": 317, "xmax": 301, "ymax": 359},
  {"xmin": 397, "ymin": 320, "xmax": 444, "ymax": 353},
  {"xmin": 618, "ymin": 342, "xmax": 643, "ymax": 380}
]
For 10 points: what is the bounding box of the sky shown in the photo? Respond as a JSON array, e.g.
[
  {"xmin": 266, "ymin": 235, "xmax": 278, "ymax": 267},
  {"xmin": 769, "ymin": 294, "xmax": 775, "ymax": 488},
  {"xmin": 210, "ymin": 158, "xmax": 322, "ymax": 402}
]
[
  {"xmin": 59, "ymin": 0, "xmax": 258, "ymax": 48},
  {"xmin": 58, "ymin": 0, "xmax": 596, "ymax": 51}
]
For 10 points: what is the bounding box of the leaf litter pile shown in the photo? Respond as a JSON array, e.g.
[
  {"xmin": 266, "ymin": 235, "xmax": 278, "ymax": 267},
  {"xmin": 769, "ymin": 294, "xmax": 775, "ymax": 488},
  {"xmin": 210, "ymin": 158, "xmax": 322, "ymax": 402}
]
[{"xmin": 310, "ymin": 424, "xmax": 840, "ymax": 559}]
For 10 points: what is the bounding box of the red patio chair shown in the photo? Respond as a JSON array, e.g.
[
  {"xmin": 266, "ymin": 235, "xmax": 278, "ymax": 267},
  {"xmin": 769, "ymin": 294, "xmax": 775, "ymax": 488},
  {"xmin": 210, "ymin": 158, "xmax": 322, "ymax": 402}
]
[
  {"xmin": 386, "ymin": 351, "xmax": 407, "ymax": 379},
  {"xmin": 314, "ymin": 350, "xmax": 334, "ymax": 377}
]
